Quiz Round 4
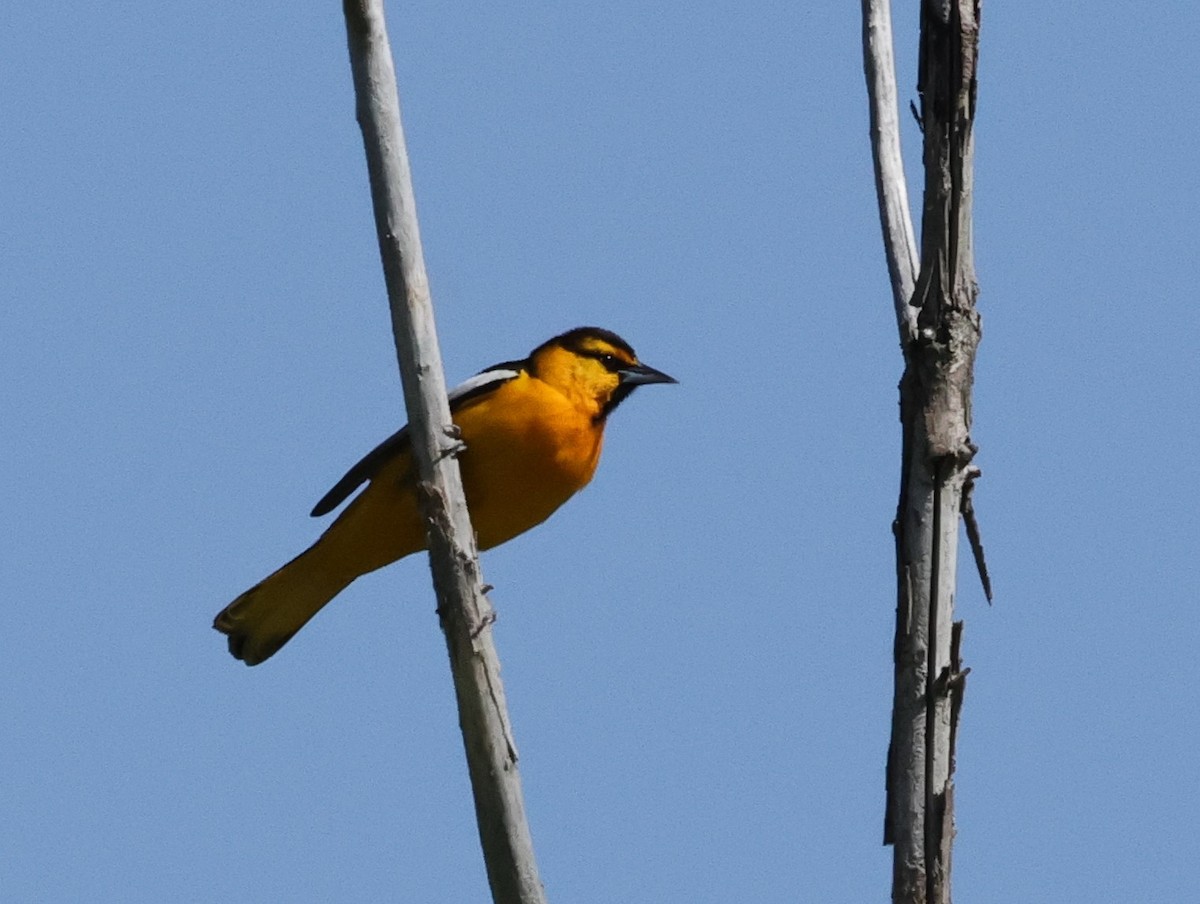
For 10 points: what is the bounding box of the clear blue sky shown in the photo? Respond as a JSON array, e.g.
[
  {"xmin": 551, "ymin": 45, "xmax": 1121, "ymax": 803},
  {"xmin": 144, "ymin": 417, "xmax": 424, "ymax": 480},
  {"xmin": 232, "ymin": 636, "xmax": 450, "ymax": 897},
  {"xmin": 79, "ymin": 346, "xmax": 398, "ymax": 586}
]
[{"xmin": 4, "ymin": 2, "xmax": 1198, "ymax": 901}]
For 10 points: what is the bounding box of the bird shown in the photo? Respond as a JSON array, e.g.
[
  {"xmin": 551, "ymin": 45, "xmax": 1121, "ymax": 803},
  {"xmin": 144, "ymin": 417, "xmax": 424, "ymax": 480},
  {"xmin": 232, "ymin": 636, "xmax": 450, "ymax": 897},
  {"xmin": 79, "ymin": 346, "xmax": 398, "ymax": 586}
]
[{"xmin": 213, "ymin": 326, "xmax": 676, "ymax": 665}]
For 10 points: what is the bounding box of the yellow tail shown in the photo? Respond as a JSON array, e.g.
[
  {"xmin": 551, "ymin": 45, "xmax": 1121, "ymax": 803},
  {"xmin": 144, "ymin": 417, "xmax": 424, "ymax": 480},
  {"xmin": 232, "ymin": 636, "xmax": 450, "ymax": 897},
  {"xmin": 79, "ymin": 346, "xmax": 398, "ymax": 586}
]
[
  {"xmin": 213, "ymin": 543, "xmax": 355, "ymax": 666},
  {"xmin": 215, "ymin": 459, "xmax": 427, "ymax": 665}
]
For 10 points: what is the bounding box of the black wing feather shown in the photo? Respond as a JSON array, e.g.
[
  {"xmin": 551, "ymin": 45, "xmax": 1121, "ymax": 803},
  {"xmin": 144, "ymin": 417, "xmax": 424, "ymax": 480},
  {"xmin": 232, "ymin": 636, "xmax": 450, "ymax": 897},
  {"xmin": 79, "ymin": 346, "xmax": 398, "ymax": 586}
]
[
  {"xmin": 308, "ymin": 363, "xmax": 524, "ymax": 517},
  {"xmin": 309, "ymin": 426, "xmax": 410, "ymax": 516}
]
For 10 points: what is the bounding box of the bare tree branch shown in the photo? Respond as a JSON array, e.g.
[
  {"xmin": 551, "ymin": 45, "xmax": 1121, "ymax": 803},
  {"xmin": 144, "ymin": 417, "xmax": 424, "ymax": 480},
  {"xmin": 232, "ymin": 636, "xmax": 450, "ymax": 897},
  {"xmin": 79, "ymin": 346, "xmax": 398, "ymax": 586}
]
[{"xmin": 342, "ymin": 3, "xmax": 546, "ymax": 901}]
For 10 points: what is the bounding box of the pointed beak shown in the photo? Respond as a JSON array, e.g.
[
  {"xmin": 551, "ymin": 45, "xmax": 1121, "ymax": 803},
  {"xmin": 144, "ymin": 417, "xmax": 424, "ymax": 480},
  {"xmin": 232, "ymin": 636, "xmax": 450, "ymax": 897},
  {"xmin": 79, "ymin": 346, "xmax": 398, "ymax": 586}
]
[{"xmin": 618, "ymin": 362, "xmax": 678, "ymax": 387}]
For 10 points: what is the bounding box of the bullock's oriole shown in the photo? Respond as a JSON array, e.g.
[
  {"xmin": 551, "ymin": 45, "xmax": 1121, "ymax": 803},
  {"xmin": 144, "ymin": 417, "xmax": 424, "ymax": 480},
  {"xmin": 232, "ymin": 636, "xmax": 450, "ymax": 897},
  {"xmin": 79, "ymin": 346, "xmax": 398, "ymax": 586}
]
[{"xmin": 213, "ymin": 326, "xmax": 675, "ymax": 665}]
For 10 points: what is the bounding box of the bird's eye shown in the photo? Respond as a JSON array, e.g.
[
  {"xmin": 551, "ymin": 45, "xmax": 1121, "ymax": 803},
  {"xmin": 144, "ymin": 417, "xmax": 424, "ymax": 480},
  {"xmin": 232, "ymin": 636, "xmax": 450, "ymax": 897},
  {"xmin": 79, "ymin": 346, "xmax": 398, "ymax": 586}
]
[{"xmin": 599, "ymin": 354, "xmax": 622, "ymax": 372}]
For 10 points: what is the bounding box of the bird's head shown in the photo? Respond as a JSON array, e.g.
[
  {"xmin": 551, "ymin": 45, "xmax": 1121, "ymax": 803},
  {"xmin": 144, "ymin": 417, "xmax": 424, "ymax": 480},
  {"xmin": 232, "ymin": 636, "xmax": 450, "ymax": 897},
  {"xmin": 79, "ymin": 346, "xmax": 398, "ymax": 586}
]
[{"xmin": 529, "ymin": 326, "xmax": 676, "ymax": 421}]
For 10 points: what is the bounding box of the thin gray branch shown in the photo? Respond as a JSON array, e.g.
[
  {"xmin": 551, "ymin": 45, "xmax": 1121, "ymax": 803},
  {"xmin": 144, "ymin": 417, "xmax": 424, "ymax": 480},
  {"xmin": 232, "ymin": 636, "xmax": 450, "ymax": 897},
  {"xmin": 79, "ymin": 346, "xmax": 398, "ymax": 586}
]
[
  {"xmin": 341, "ymin": 3, "xmax": 546, "ymax": 902},
  {"xmin": 862, "ymin": 0, "xmax": 920, "ymax": 345}
]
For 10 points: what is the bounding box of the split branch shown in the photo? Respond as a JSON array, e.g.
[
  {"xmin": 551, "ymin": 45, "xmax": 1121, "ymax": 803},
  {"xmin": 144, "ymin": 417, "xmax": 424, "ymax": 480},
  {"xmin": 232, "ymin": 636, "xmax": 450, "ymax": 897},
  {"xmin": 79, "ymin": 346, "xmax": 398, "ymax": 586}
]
[{"xmin": 864, "ymin": 1, "xmax": 984, "ymax": 902}]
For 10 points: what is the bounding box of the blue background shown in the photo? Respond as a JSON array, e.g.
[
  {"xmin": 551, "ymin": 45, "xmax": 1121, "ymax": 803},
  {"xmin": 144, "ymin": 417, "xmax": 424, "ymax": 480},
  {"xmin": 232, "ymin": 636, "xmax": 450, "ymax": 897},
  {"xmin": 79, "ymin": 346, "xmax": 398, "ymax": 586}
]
[{"xmin": 4, "ymin": 2, "xmax": 1198, "ymax": 901}]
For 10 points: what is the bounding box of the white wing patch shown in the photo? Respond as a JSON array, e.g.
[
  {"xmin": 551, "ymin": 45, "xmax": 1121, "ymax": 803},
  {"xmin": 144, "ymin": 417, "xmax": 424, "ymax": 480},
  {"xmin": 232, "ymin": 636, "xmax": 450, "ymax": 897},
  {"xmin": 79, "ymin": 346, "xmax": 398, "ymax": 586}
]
[{"xmin": 448, "ymin": 368, "xmax": 521, "ymax": 404}]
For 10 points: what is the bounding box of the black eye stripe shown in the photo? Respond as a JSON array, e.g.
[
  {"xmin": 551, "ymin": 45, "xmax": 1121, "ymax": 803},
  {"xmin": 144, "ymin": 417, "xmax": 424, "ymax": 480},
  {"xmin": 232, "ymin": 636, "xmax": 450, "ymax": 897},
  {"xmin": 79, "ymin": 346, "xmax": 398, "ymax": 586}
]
[{"xmin": 578, "ymin": 349, "xmax": 627, "ymax": 371}]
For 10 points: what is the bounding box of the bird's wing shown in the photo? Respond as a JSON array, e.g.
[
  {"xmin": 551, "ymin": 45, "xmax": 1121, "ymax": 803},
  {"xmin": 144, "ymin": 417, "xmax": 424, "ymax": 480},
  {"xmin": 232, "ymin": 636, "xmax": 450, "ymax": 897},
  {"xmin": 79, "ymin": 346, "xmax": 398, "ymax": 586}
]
[{"xmin": 309, "ymin": 364, "xmax": 524, "ymax": 517}]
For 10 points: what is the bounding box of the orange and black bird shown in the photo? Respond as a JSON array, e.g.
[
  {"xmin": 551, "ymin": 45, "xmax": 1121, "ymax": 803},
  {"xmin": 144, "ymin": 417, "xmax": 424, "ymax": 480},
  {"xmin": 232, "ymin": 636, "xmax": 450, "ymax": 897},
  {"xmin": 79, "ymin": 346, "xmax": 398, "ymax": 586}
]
[{"xmin": 213, "ymin": 327, "xmax": 676, "ymax": 665}]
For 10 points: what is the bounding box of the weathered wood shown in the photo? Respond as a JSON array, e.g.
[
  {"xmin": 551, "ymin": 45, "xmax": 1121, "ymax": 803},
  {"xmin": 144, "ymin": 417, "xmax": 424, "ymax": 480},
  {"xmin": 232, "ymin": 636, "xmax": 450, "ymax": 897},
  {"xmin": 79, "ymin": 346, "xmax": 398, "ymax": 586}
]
[
  {"xmin": 341, "ymin": 3, "xmax": 547, "ymax": 902},
  {"xmin": 961, "ymin": 469, "xmax": 992, "ymax": 603},
  {"xmin": 863, "ymin": 1, "xmax": 983, "ymax": 902}
]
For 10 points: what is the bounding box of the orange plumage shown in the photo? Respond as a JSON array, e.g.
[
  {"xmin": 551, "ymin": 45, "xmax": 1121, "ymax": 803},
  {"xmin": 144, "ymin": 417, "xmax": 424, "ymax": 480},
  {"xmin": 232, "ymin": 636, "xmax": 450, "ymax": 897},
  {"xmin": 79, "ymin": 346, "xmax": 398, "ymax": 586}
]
[{"xmin": 213, "ymin": 327, "xmax": 675, "ymax": 665}]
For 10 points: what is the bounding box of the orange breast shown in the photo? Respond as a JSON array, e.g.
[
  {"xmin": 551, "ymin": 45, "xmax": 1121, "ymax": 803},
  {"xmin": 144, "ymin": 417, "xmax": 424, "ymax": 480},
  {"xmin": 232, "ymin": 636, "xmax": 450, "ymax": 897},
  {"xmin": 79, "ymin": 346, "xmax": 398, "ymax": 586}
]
[{"xmin": 455, "ymin": 375, "xmax": 604, "ymax": 549}]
